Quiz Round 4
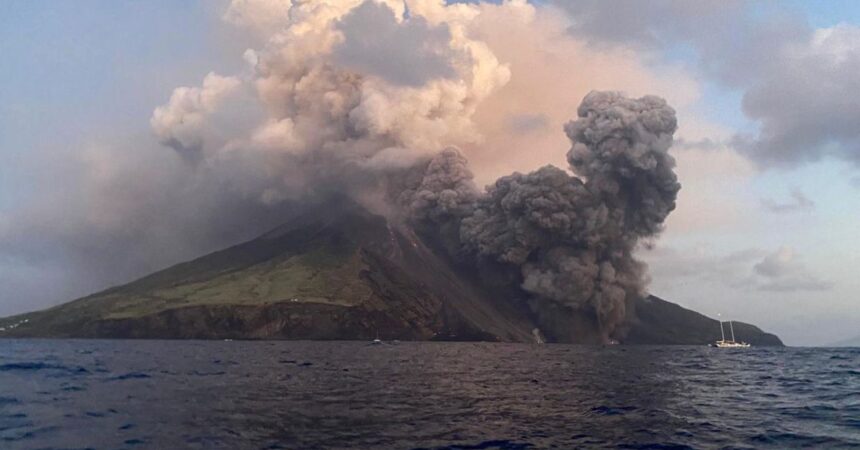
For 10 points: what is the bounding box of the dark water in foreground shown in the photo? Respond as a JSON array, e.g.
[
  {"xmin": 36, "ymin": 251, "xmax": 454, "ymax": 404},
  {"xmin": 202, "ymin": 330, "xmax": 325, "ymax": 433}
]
[{"xmin": 0, "ymin": 341, "xmax": 857, "ymax": 450}]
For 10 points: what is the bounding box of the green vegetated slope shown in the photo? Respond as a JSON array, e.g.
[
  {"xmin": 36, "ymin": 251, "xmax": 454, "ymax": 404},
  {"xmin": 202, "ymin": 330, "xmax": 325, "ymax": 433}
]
[
  {"xmin": 0, "ymin": 202, "xmax": 534, "ymax": 341},
  {"xmin": 0, "ymin": 201, "xmax": 783, "ymax": 345}
]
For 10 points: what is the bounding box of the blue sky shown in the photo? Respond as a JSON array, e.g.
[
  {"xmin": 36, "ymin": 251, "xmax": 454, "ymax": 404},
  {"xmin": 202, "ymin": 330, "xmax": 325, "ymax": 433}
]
[{"xmin": 1, "ymin": 0, "xmax": 858, "ymax": 345}]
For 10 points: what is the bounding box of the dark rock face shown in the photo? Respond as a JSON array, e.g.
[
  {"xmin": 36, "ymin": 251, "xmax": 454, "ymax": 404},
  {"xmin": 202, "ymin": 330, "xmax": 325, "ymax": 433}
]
[{"xmin": 0, "ymin": 202, "xmax": 782, "ymax": 345}]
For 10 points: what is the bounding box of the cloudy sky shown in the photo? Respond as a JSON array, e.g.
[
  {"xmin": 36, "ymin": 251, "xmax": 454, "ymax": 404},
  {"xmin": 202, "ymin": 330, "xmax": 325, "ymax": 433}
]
[{"xmin": 1, "ymin": 0, "xmax": 859, "ymax": 345}]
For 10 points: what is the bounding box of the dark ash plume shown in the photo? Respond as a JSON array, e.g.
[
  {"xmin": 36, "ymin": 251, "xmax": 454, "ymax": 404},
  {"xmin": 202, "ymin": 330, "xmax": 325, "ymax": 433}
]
[
  {"xmin": 415, "ymin": 91, "xmax": 680, "ymax": 339},
  {"xmin": 565, "ymin": 91, "xmax": 680, "ymax": 237},
  {"xmin": 400, "ymin": 148, "xmax": 479, "ymax": 224}
]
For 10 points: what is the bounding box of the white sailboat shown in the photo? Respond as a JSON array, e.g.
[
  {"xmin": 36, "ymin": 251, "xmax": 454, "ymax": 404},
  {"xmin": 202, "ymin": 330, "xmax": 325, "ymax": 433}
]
[
  {"xmin": 714, "ymin": 315, "xmax": 751, "ymax": 348},
  {"xmin": 371, "ymin": 330, "xmax": 383, "ymax": 345}
]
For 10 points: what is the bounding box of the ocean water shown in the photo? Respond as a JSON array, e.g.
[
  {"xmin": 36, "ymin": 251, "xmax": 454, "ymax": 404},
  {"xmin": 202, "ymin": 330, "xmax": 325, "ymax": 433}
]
[{"xmin": 0, "ymin": 341, "xmax": 857, "ymax": 450}]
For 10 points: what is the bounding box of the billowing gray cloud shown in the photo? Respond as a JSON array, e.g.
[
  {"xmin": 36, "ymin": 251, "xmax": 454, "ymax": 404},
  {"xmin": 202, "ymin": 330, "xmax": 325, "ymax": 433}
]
[
  {"xmin": 399, "ymin": 148, "xmax": 478, "ymax": 224},
  {"xmin": 760, "ymin": 189, "xmax": 815, "ymax": 213},
  {"xmin": 554, "ymin": 0, "xmax": 860, "ymax": 169},
  {"xmin": 457, "ymin": 91, "xmax": 680, "ymax": 337},
  {"xmin": 644, "ymin": 246, "xmax": 764, "ymax": 285},
  {"xmin": 733, "ymin": 24, "xmax": 860, "ymax": 168},
  {"xmin": 753, "ymin": 247, "xmax": 833, "ymax": 292},
  {"xmin": 553, "ymin": 0, "xmax": 744, "ymax": 51},
  {"xmin": 0, "ymin": 1, "xmax": 688, "ymax": 342},
  {"xmin": 645, "ymin": 244, "xmax": 832, "ymax": 293},
  {"xmin": 753, "ymin": 247, "xmax": 796, "ymax": 278}
]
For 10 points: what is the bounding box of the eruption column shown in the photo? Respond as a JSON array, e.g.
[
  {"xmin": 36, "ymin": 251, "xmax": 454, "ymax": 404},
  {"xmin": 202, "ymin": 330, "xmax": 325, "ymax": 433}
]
[{"xmin": 455, "ymin": 91, "xmax": 680, "ymax": 338}]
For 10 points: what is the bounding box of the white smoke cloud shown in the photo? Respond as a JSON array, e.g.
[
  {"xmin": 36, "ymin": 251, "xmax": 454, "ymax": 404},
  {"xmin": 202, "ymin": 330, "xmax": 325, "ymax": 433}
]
[
  {"xmin": 250, "ymin": 118, "xmax": 302, "ymax": 152},
  {"xmin": 223, "ymin": 0, "xmax": 292, "ymax": 36},
  {"xmin": 2, "ymin": 0, "xmax": 703, "ymax": 323},
  {"xmin": 150, "ymin": 72, "xmax": 242, "ymax": 158},
  {"xmin": 220, "ymin": 1, "xmax": 509, "ymax": 195},
  {"xmin": 151, "ymin": 2, "xmax": 684, "ymax": 337},
  {"xmin": 150, "ymin": 0, "xmax": 704, "ymax": 206}
]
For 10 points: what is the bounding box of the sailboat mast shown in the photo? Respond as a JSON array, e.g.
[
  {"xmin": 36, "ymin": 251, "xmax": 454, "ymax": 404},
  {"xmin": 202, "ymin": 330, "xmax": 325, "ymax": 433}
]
[
  {"xmin": 729, "ymin": 321, "xmax": 736, "ymax": 342},
  {"xmin": 719, "ymin": 320, "xmax": 725, "ymax": 341}
]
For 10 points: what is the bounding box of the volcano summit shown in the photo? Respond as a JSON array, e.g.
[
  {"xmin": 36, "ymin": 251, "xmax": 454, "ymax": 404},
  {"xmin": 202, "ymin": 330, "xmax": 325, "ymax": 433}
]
[{"xmin": 0, "ymin": 92, "xmax": 780, "ymax": 345}]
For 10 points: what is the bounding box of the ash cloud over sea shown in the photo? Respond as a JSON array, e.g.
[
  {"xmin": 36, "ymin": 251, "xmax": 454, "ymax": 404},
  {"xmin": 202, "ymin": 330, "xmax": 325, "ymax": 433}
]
[{"xmin": 0, "ymin": 0, "xmax": 682, "ymax": 336}]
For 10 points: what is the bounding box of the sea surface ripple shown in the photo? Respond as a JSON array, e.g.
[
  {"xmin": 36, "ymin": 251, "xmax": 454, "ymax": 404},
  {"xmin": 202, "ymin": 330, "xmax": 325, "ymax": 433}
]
[{"xmin": 0, "ymin": 340, "xmax": 857, "ymax": 449}]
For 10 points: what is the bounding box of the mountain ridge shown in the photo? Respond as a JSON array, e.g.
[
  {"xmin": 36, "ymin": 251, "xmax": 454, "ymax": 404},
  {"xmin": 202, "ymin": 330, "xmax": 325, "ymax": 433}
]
[{"xmin": 0, "ymin": 202, "xmax": 782, "ymax": 346}]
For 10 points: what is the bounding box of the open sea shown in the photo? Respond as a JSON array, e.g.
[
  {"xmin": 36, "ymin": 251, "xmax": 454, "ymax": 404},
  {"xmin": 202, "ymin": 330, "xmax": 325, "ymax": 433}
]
[{"xmin": 0, "ymin": 340, "xmax": 857, "ymax": 449}]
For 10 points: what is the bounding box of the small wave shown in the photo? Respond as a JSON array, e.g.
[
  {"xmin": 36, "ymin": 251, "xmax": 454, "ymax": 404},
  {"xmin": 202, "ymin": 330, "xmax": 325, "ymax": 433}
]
[
  {"xmin": 191, "ymin": 370, "xmax": 226, "ymax": 376},
  {"xmin": 107, "ymin": 372, "xmax": 151, "ymax": 381},
  {"xmin": 0, "ymin": 413, "xmax": 30, "ymax": 433},
  {"xmin": 0, "ymin": 425, "xmax": 60, "ymax": 443},
  {"xmin": 211, "ymin": 359, "xmax": 239, "ymax": 366},
  {"xmin": 591, "ymin": 405, "xmax": 637, "ymax": 416},
  {"xmin": 61, "ymin": 385, "xmax": 86, "ymax": 392},
  {"xmin": 414, "ymin": 440, "xmax": 534, "ymax": 450},
  {"xmin": 0, "ymin": 362, "xmax": 88, "ymax": 374},
  {"xmin": 751, "ymin": 431, "xmax": 844, "ymax": 447},
  {"xmin": 618, "ymin": 443, "xmax": 695, "ymax": 449}
]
